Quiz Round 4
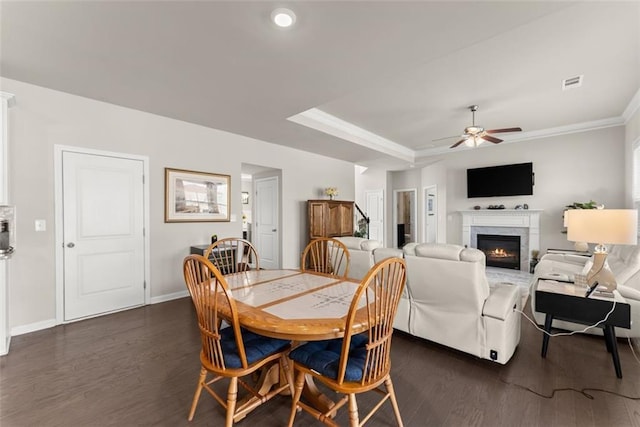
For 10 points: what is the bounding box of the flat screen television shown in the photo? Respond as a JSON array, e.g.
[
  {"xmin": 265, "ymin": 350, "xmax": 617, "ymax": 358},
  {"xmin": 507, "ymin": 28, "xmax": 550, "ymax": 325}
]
[{"xmin": 467, "ymin": 162, "xmax": 534, "ymax": 198}]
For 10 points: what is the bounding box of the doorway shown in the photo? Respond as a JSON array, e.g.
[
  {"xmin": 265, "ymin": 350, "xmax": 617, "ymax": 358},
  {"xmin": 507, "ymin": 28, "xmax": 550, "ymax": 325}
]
[
  {"xmin": 55, "ymin": 146, "xmax": 150, "ymax": 323},
  {"xmin": 393, "ymin": 189, "xmax": 417, "ymax": 248},
  {"xmin": 241, "ymin": 163, "xmax": 281, "ymax": 270}
]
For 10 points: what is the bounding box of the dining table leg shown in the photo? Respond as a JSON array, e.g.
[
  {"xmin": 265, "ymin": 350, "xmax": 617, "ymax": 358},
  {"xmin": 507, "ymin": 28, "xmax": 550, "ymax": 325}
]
[
  {"xmin": 302, "ymin": 375, "xmax": 338, "ymax": 416},
  {"xmin": 234, "ymin": 362, "xmax": 284, "ymax": 422}
]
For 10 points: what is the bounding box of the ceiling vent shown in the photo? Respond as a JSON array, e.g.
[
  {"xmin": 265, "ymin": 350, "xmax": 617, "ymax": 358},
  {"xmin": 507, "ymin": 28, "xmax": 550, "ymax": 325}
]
[{"xmin": 562, "ymin": 75, "xmax": 583, "ymax": 90}]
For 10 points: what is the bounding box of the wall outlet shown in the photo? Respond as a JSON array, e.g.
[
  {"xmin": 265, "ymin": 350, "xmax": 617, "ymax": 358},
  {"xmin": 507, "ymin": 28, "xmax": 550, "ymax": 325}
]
[{"xmin": 35, "ymin": 219, "xmax": 46, "ymax": 232}]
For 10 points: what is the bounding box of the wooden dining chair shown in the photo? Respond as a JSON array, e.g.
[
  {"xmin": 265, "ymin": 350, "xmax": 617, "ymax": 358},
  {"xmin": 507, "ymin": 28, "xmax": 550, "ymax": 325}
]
[
  {"xmin": 183, "ymin": 254, "xmax": 292, "ymax": 426},
  {"xmin": 287, "ymin": 257, "xmax": 407, "ymax": 427},
  {"xmin": 301, "ymin": 237, "xmax": 350, "ymax": 278},
  {"xmin": 203, "ymin": 237, "xmax": 259, "ymax": 274}
]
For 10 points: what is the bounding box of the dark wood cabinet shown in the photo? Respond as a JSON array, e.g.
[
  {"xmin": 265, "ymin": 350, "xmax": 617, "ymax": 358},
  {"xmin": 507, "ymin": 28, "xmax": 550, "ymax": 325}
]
[{"xmin": 308, "ymin": 200, "xmax": 354, "ymax": 240}]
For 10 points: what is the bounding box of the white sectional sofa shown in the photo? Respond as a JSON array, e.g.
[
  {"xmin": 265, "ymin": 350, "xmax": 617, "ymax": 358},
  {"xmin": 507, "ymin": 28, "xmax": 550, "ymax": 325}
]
[
  {"xmin": 335, "ymin": 238, "xmax": 522, "ymax": 364},
  {"xmin": 396, "ymin": 243, "xmax": 521, "ymax": 364},
  {"xmin": 334, "ymin": 236, "xmax": 382, "ymax": 280},
  {"xmin": 530, "ymin": 245, "xmax": 640, "ymax": 338}
]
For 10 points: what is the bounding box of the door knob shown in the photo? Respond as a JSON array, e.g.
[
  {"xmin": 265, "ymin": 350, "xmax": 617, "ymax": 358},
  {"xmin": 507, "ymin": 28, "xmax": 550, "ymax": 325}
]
[
  {"xmin": 66, "ymin": 242, "xmax": 75, "ymax": 248},
  {"xmin": 272, "ymin": 229, "xmax": 277, "ymax": 232}
]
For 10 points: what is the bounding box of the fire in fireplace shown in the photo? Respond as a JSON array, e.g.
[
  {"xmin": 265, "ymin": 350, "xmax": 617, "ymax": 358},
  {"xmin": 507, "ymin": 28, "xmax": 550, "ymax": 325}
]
[{"xmin": 477, "ymin": 234, "xmax": 521, "ymax": 270}]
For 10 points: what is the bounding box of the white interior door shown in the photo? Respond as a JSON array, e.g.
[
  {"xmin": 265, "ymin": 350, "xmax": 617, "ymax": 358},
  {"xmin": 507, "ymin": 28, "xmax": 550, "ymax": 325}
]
[
  {"xmin": 254, "ymin": 176, "xmax": 279, "ymax": 269},
  {"xmin": 424, "ymin": 185, "xmax": 438, "ymax": 243},
  {"xmin": 365, "ymin": 189, "xmax": 383, "ymax": 244},
  {"xmin": 62, "ymin": 151, "xmax": 145, "ymax": 321}
]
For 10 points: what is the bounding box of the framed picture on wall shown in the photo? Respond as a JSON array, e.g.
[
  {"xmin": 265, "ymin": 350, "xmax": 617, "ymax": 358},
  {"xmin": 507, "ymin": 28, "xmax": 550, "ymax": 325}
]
[
  {"xmin": 242, "ymin": 191, "xmax": 249, "ymax": 204},
  {"xmin": 165, "ymin": 168, "xmax": 230, "ymax": 222}
]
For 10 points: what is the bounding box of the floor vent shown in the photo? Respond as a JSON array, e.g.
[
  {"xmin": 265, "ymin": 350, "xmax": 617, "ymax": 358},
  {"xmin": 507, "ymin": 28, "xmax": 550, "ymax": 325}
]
[{"xmin": 562, "ymin": 75, "xmax": 583, "ymax": 90}]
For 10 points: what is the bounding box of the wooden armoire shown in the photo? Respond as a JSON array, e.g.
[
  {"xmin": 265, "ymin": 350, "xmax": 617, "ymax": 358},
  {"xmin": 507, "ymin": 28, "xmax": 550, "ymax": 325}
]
[{"xmin": 307, "ymin": 200, "xmax": 354, "ymax": 240}]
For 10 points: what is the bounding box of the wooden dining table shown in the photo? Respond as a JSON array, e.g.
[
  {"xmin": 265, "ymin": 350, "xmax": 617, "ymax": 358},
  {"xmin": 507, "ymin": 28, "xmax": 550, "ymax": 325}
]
[
  {"xmin": 218, "ymin": 268, "xmax": 371, "ymax": 416},
  {"xmin": 221, "ymin": 269, "xmax": 371, "ymax": 341}
]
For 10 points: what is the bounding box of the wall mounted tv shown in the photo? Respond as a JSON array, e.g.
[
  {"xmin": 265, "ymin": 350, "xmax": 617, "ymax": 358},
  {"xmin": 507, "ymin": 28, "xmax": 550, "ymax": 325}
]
[{"xmin": 467, "ymin": 162, "xmax": 534, "ymax": 198}]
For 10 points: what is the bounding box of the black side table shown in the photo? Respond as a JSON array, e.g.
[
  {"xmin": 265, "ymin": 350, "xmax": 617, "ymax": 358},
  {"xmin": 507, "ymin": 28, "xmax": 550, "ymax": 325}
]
[{"xmin": 535, "ymin": 280, "xmax": 630, "ymax": 378}]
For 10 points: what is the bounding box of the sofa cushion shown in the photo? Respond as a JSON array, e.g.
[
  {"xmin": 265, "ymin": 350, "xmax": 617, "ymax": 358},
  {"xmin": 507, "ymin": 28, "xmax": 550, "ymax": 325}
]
[
  {"xmin": 361, "ymin": 240, "xmax": 382, "ymax": 251},
  {"xmin": 335, "ymin": 236, "xmax": 367, "ymax": 250},
  {"xmin": 335, "ymin": 236, "xmax": 382, "ymax": 251},
  {"xmin": 374, "ymin": 247, "xmax": 404, "ymax": 263},
  {"xmin": 402, "ymin": 242, "xmax": 420, "ymax": 256},
  {"xmin": 412, "ymin": 243, "xmax": 464, "ymax": 261},
  {"xmin": 460, "ymin": 248, "xmax": 485, "ymax": 263}
]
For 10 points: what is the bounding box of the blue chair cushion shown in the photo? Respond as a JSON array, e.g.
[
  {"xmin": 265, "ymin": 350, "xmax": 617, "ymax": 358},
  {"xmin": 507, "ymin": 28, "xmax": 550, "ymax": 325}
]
[
  {"xmin": 288, "ymin": 333, "xmax": 369, "ymax": 382},
  {"xmin": 220, "ymin": 327, "xmax": 290, "ymax": 369}
]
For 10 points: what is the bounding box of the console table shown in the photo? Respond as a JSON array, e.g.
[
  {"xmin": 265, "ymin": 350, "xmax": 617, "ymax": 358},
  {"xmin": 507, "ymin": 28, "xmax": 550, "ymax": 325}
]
[{"xmin": 535, "ymin": 279, "xmax": 630, "ymax": 378}]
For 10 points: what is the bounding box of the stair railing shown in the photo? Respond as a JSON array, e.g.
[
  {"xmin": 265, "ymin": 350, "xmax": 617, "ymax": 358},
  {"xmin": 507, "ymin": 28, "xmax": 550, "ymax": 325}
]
[{"xmin": 354, "ymin": 203, "xmax": 370, "ymax": 239}]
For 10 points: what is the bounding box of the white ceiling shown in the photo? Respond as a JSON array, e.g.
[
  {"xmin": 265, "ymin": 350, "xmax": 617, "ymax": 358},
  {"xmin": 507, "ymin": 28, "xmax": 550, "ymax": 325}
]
[{"xmin": 1, "ymin": 1, "xmax": 639, "ymax": 169}]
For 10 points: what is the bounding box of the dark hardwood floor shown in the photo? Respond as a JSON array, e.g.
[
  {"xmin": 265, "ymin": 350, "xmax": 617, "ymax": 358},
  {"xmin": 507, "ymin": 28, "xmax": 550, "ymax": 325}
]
[{"xmin": 1, "ymin": 297, "xmax": 639, "ymax": 426}]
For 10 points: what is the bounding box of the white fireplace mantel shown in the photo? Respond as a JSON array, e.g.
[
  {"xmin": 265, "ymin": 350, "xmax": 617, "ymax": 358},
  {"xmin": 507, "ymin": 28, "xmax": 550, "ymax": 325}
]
[{"xmin": 459, "ymin": 209, "xmax": 542, "ymax": 270}]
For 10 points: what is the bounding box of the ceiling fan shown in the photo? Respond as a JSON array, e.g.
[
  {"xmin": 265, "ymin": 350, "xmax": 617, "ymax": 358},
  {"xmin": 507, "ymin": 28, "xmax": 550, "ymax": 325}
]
[{"xmin": 444, "ymin": 105, "xmax": 522, "ymax": 149}]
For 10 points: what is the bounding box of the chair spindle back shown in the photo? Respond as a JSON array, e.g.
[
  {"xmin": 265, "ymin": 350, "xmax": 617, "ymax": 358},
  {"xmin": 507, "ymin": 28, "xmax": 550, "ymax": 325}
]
[
  {"xmin": 183, "ymin": 254, "xmax": 248, "ymax": 370},
  {"xmin": 301, "ymin": 237, "xmax": 350, "ymax": 278},
  {"xmin": 204, "ymin": 238, "xmax": 259, "ymax": 274},
  {"xmin": 339, "ymin": 257, "xmax": 406, "ymax": 385}
]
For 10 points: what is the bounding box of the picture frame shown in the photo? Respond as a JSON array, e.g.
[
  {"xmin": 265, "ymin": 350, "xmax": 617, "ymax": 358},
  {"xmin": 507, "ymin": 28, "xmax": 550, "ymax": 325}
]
[
  {"xmin": 242, "ymin": 191, "xmax": 249, "ymax": 204},
  {"xmin": 165, "ymin": 168, "xmax": 230, "ymax": 222},
  {"xmin": 427, "ymin": 193, "xmax": 435, "ymax": 216}
]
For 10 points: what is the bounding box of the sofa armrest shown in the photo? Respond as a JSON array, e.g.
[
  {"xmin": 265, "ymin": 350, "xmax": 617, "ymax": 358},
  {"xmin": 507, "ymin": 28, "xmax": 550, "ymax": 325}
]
[
  {"xmin": 617, "ymin": 284, "xmax": 640, "ymax": 301},
  {"xmin": 539, "ymin": 253, "xmax": 590, "ymax": 266},
  {"xmin": 483, "ymin": 283, "xmax": 519, "ymax": 321}
]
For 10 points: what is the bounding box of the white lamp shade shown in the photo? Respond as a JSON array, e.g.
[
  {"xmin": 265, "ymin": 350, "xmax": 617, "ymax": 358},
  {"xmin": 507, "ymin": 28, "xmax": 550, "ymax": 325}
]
[{"xmin": 566, "ymin": 209, "xmax": 638, "ymax": 245}]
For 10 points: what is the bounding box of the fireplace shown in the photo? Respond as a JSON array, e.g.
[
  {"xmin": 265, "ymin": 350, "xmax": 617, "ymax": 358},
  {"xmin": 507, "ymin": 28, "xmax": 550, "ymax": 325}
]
[{"xmin": 477, "ymin": 234, "xmax": 520, "ymax": 270}]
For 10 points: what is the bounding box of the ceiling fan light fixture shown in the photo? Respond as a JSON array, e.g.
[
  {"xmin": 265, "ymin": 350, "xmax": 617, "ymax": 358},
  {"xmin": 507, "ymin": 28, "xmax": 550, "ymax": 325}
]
[
  {"xmin": 445, "ymin": 104, "xmax": 522, "ymax": 149},
  {"xmin": 464, "ymin": 136, "xmax": 483, "ymax": 148},
  {"xmin": 464, "ymin": 126, "xmax": 484, "ymax": 135}
]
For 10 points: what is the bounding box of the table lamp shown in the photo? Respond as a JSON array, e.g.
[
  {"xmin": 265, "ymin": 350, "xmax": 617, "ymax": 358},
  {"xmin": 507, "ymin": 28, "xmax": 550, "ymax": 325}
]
[{"xmin": 566, "ymin": 209, "xmax": 638, "ymax": 292}]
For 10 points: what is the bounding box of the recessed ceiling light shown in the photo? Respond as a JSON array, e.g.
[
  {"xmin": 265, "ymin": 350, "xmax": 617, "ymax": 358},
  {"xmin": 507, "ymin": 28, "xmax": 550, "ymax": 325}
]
[{"xmin": 271, "ymin": 8, "xmax": 296, "ymax": 28}]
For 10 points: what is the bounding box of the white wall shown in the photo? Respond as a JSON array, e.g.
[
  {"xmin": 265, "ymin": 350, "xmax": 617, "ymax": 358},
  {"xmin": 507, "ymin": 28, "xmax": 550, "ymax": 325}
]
[
  {"xmin": 420, "ymin": 162, "xmax": 448, "ymax": 243},
  {"xmin": 442, "ymin": 127, "xmax": 625, "ymax": 251},
  {"xmin": 625, "ymin": 95, "xmax": 640, "ymax": 207},
  {"xmin": 387, "ymin": 126, "xmax": 625, "ymax": 253},
  {"xmin": 3, "ymin": 78, "xmax": 355, "ymax": 330}
]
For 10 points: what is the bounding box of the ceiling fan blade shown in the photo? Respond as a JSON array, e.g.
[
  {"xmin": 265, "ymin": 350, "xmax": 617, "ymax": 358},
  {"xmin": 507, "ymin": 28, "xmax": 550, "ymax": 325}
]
[
  {"xmin": 450, "ymin": 138, "xmax": 467, "ymax": 148},
  {"xmin": 432, "ymin": 134, "xmax": 460, "ymax": 142},
  {"xmin": 482, "ymin": 134, "xmax": 503, "ymax": 144},
  {"xmin": 486, "ymin": 127, "xmax": 522, "ymax": 134}
]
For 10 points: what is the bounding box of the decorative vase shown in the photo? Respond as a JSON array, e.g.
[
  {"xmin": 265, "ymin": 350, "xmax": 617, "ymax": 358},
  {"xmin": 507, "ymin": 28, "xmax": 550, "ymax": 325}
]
[{"xmin": 329, "ymin": 195, "xmax": 334, "ymax": 200}]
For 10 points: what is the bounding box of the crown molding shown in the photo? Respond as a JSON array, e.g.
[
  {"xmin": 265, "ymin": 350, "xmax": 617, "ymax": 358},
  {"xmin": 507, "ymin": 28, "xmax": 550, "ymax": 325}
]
[
  {"xmin": 0, "ymin": 92, "xmax": 15, "ymax": 108},
  {"xmin": 623, "ymin": 87, "xmax": 640, "ymax": 124},
  {"xmin": 413, "ymin": 116, "xmax": 625, "ymax": 158},
  {"xmin": 288, "ymin": 108, "xmax": 415, "ymax": 163},
  {"xmin": 290, "ymin": 102, "xmax": 632, "ymax": 162}
]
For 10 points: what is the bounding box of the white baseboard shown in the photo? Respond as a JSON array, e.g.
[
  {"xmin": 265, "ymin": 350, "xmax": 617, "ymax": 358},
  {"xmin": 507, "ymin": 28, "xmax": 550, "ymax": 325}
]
[
  {"xmin": 150, "ymin": 290, "xmax": 189, "ymax": 304},
  {"xmin": 11, "ymin": 318, "xmax": 57, "ymax": 336},
  {"xmin": 0, "ymin": 335, "xmax": 10, "ymax": 356},
  {"xmin": 7, "ymin": 292, "xmax": 188, "ymax": 340}
]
